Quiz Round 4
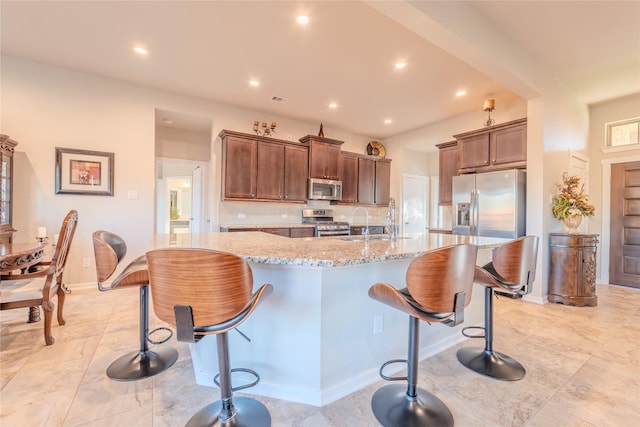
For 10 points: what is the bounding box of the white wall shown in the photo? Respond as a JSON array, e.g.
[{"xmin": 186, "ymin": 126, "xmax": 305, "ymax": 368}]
[{"xmin": 1, "ymin": 55, "xmax": 382, "ymax": 284}]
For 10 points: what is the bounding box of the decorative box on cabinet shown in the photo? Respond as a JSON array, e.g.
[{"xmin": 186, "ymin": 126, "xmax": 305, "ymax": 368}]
[
  {"xmin": 548, "ymin": 233, "xmax": 599, "ymax": 307},
  {"xmin": 454, "ymin": 118, "xmax": 527, "ymax": 173},
  {"xmin": 0, "ymin": 135, "xmax": 17, "ymax": 244}
]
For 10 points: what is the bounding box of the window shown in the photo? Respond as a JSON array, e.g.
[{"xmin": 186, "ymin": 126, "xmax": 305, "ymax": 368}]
[{"xmin": 606, "ymin": 117, "xmax": 639, "ymax": 147}]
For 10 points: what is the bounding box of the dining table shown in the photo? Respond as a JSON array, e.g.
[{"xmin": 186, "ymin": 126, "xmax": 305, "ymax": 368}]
[{"xmin": 0, "ymin": 241, "xmax": 47, "ymax": 322}]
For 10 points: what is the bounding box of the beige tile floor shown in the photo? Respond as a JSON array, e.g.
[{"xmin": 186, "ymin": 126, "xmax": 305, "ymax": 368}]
[{"xmin": 1, "ymin": 283, "xmax": 639, "ymax": 427}]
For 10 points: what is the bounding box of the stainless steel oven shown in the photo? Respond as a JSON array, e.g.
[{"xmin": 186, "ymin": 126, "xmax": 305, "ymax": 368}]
[{"xmin": 302, "ymin": 209, "xmax": 350, "ymax": 237}]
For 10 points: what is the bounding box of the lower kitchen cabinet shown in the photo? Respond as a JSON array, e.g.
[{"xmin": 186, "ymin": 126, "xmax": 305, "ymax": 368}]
[
  {"xmin": 548, "ymin": 233, "xmax": 599, "ymax": 307},
  {"xmin": 220, "ymin": 226, "xmax": 314, "ymax": 238}
]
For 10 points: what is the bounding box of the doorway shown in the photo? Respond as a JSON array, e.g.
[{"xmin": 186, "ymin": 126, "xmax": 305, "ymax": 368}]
[
  {"xmin": 401, "ymin": 174, "xmax": 429, "ymax": 234},
  {"xmin": 610, "ymin": 161, "xmax": 640, "ymax": 288},
  {"xmin": 154, "ymin": 109, "xmax": 212, "ymax": 234}
]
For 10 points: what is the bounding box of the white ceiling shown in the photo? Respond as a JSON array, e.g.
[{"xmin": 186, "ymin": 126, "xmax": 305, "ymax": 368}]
[{"xmin": 1, "ymin": 1, "xmax": 638, "ymax": 139}]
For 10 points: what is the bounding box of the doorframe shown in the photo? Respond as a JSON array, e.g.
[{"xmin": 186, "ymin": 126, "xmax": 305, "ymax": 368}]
[
  {"xmin": 600, "ymin": 153, "xmax": 640, "ymax": 283},
  {"xmin": 401, "ymin": 173, "xmax": 429, "ymax": 235}
]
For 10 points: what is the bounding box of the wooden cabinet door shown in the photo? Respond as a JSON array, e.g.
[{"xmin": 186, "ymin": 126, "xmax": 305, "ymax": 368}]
[
  {"xmin": 310, "ymin": 140, "xmax": 340, "ymax": 179},
  {"xmin": 260, "ymin": 227, "xmax": 291, "ymax": 237},
  {"xmin": 357, "ymin": 157, "xmax": 375, "ymax": 204},
  {"xmin": 256, "ymin": 141, "xmax": 285, "ymax": 200},
  {"xmin": 224, "ymin": 136, "xmax": 257, "ymax": 199},
  {"xmin": 290, "ymin": 227, "xmax": 315, "ymax": 238},
  {"xmin": 437, "ymin": 141, "xmax": 458, "ymax": 205},
  {"xmin": 340, "ymin": 152, "xmax": 359, "ymax": 203},
  {"xmin": 458, "ymin": 134, "xmax": 490, "ymax": 170},
  {"xmin": 490, "ymin": 124, "xmax": 527, "ymax": 166},
  {"xmin": 283, "ymin": 145, "xmax": 308, "ymax": 202},
  {"xmin": 374, "ymin": 159, "xmax": 391, "ymax": 205}
]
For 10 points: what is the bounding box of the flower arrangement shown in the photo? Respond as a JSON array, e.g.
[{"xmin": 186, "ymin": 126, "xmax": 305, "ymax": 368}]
[{"xmin": 552, "ymin": 173, "xmax": 595, "ymax": 220}]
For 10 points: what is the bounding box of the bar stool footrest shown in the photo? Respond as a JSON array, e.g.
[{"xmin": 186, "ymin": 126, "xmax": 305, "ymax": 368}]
[
  {"xmin": 379, "ymin": 359, "xmax": 408, "ymax": 381},
  {"xmin": 461, "ymin": 325, "xmax": 486, "ymax": 339},
  {"xmin": 214, "ymin": 367, "xmax": 260, "ymax": 391},
  {"xmin": 147, "ymin": 326, "xmax": 173, "ymax": 345}
]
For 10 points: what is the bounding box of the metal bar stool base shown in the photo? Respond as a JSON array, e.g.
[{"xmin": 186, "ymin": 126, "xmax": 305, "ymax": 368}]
[
  {"xmin": 371, "ymin": 384, "xmax": 454, "ymax": 427},
  {"xmin": 456, "ymin": 347, "xmax": 525, "ymax": 381},
  {"xmin": 186, "ymin": 397, "xmax": 271, "ymax": 427},
  {"xmin": 106, "ymin": 347, "xmax": 178, "ymax": 381}
]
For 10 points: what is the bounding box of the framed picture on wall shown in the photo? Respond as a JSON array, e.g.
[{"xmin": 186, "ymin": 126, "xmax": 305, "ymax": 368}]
[{"xmin": 55, "ymin": 147, "xmax": 114, "ymax": 196}]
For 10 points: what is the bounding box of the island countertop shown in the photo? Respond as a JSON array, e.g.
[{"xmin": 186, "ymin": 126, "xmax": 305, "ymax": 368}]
[{"xmin": 153, "ymin": 232, "xmax": 509, "ymax": 267}]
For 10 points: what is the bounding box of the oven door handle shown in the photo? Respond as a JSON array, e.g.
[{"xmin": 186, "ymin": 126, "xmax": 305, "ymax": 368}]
[{"xmin": 316, "ymin": 230, "xmax": 350, "ymax": 237}]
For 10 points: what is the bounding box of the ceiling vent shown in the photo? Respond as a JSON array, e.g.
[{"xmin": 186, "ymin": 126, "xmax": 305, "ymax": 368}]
[{"xmin": 271, "ymin": 96, "xmax": 289, "ymax": 103}]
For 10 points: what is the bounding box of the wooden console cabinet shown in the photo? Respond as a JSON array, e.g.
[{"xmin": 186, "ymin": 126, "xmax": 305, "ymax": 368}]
[{"xmin": 548, "ymin": 233, "xmax": 599, "ymax": 307}]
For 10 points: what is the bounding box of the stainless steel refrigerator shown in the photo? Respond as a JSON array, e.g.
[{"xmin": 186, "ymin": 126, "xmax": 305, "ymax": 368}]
[{"xmin": 452, "ymin": 169, "xmax": 526, "ymax": 238}]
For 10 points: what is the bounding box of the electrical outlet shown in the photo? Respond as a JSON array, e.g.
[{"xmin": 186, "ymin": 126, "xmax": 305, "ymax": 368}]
[
  {"xmin": 82, "ymin": 258, "xmax": 90, "ymax": 268},
  {"xmin": 238, "ymin": 213, "xmax": 246, "ymax": 219},
  {"xmin": 373, "ymin": 315, "xmax": 383, "ymax": 335}
]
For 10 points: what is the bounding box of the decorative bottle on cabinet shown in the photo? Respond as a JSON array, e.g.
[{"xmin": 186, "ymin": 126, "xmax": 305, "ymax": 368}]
[{"xmin": 548, "ymin": 233, "xmax": 599, "ymax": 307}]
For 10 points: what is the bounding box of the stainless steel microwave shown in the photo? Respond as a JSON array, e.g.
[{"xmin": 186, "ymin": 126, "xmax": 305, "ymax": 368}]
[{"xmin": 308, "ymin": 178, "xmax": 342, "ymax": 201}]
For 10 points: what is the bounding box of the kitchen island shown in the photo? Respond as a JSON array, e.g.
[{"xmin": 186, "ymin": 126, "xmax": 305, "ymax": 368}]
[{"xmin": 152, "ymin": 232, "xmax": 509, "ymax": 406}]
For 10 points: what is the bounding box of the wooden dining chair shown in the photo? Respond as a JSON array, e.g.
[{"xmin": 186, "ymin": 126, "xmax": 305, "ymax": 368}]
[
  {"xmin": 146, "ymin": 248, "xmax": 273, "ymax": 427},
  {"xmin": 368, "ymin": 243, "xmax": 478, "ymax": 427},
  {"xmin": 0, "ymin": 210, "xmax": 78, "ymax": 345}
]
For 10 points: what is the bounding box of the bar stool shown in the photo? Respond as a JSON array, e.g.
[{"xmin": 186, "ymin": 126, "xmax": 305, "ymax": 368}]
[
  {"xmin": 368, "ymin": 244, "xmax": 478, "ymax": 427},
  {"xmin": 92, "ymin": 231, "xmax": 178, "ymax": 381},
  {"xmin": 456, "ymin": 236, "xmax": 539, "ymax": 381},
  {"xmin": 146, "ymin": 248, "xmax": 273, "ymax": 427}
]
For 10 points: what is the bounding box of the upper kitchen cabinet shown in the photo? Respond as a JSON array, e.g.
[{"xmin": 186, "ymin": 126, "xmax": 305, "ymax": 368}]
[
  {"xmin": 454, "ymin": 118, "xmax": 527, "ymax": 174},
  {"xmin": 221, "ymin": 130, "xmax": 258, "ymax": 200},
  {"xmin": 299, "ymin": 135, "xmax": 343, "ymax": 180},
  {"xmin": 349, "ymin": 155, "xmax": 391, "ymax": 206},
  {"xmin": 436, "ymin": 140, "xmax": 458, "ymax": 205},
  {"xmin": 220, "ymin": 130, "xmax": 308, "ymax": 202},
  {"xmin": 339, "ymin": 151, "xmax": 359, "ymax": 204}
]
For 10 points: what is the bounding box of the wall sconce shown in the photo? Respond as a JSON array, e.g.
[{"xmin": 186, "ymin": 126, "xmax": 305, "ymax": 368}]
[
  {"xmin": 483, "ymin": 99, "xmax": 495, "ymax": 127},
  {"xmin": 253, "ymin": 120, "xmax": 277, "ymax": 137}
]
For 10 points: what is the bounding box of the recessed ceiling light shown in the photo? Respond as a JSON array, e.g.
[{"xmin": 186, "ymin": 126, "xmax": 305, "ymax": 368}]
[
  {"xmin": 395, "ymin": 62, "xmax": 407, "ymax": 69},
  {"xmin": 384, "ymin": 119, "xmax": 393, "ymax": 124},
  {"xmin": 297, "ymin": 15, "xmax": 309, "ymax": 25},
  {"xmin": 456, "ymin": 90, "xmax": 467, "ymax": 97},
  {"xmin": 133, "ymin": 47, "xmax": 148, "ymax": 56},
  {"xmin": 329, "ymin": 103, "xmax": 338, "ymax": 109},
  {"xmin": 249, "ymin": 80, "xmax": 260, "ymax": 87},
  {"xmin": 163, "ymin": 118, "xmax": 173, "ymax": 125}
]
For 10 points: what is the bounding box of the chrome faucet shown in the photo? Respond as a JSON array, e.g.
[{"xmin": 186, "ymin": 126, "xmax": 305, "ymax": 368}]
[
  {"xmin": 385, "ymin": 197, "xmax": 396, "ymax": 242},
  {"xmin": 352, "ymin": 206, "xmax": 370, "ymax": 242}
]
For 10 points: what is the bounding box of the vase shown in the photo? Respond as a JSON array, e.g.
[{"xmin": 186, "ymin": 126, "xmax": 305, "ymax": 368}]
[{"xmin": 563, "ymin": 215, "xmax": 582, "ymax": 233}]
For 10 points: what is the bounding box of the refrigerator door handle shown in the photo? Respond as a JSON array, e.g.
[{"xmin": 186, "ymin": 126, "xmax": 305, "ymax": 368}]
[{"xmin": 472, "ymin": 189, "xmax": 479, "ymax": 236}]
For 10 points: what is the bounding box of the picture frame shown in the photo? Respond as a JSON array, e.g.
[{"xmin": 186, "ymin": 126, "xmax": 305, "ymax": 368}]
[{"xmin": 55, "ymin": 147, "xmax": 114, "ymax": 196}]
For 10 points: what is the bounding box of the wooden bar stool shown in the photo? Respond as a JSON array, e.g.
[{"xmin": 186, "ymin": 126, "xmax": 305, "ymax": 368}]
[
  {"xmin": 368, "ymin": 244, "xmax": 478, "ymax": 427},
  {"xmin": 456, "ymin": 235, "xmax": 539, "ymax": 381},
  {"xmin": 146, "ymin": 248, "xmax": 273, "ymax": 427},
  {"xmin": 92, "ymin": 230, "xmax": 178, "ymax": 381}
]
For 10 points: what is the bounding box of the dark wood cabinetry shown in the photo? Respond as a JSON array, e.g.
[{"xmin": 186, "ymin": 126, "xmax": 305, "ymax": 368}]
[
  {"xmin": 220, "ymin": 226, "xmax": 314, "ymax": 238},
  {"xmin": 338, "ymin": 152, "xmax": 391, "ymax": 206},
  {"xmin": 340, "ymin": 152, "xmax": 359, "ymax": 203},
  {"xmin": 374, "ymin": 159, "xmax": 391, "ymax": 206},
  {"xmin": 454, "ymin": 118, "xmax": 527, "ymax": 173},
  {"xmin": 299, "ymin": 135, "xmax": 343, "ymax": 180},
  {"xmin": 1, "ymin": 135, "xmax": 17, "ymax": 243},
  {"xmin": 548, "ymin": 233, "xmax": 599, "ymax": 307},
  {"xmin": 221, "ymin": 130, "xmax": 308, "ymax": 202},
  {"xmin": 436, "ymin": 140, "xmax": 458, "ymax": 205}
]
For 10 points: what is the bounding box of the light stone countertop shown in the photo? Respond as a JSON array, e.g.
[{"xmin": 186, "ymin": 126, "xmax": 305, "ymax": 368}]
[{"xmin": 152, "ymin": 232, "xmax": 510, "ymax": 267}]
